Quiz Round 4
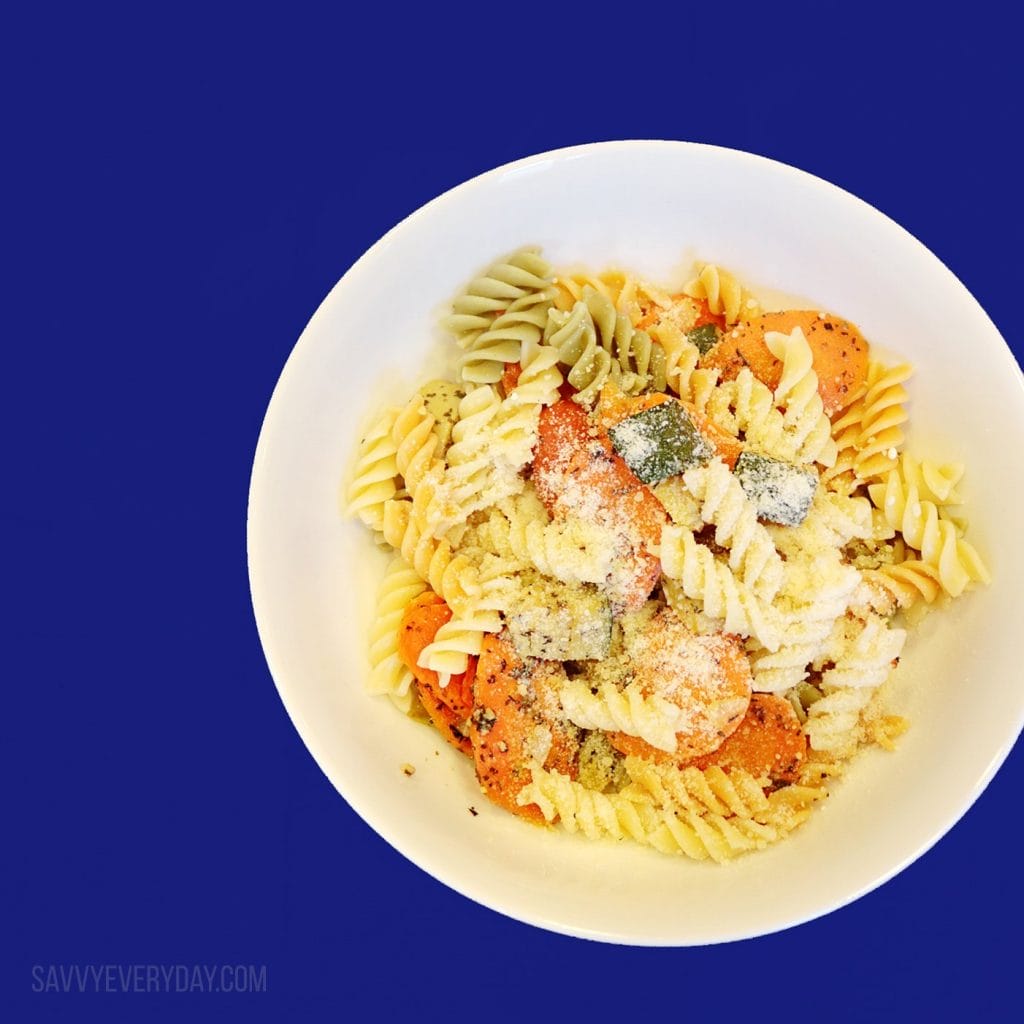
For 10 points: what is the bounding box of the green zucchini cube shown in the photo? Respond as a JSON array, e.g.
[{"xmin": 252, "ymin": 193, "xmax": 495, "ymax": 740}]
[
  {"xmin": 608, "ymin": 401, "xmax": 714, "ymax": 485},
  {"xmin": 734, "ymin": 451, "xmax": 817, "ymax": 526},
  {"xmin": 687, "ymin": 322, "xmax": 719, "ymax": 356}
]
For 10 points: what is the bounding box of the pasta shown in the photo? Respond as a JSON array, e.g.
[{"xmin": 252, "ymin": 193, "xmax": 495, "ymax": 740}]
[
  {"xmin": 680, "ymin": 459, "xmax": 785, "ymax": 599},
  {"xmin": 345, "ymin": 250, "xmax": 990, "ymax": 863},
  {"xmin": 543, "ymin": 287, "xmax": 665, "ymax": 403},
  {"xmin": 824, "ymin": 359, "xmax": 913, "ymax": 491},
  {"xmin": 443, "ymin": 247, "xmax": 554, "ymax": 344},
  {"xmin": 683, "ymin": 263, "xmax": 760, "ymax": 325},
  {"xmin": 868, "ymin": 459, "xmax": 990, "ymax": 597},
  {"xmin": 365, "ymin": 558, "xmax": 427, "ymax": 711},
  {"xmin": 346, "ymin": 406, "xmax": 400, "ymax": 532}
]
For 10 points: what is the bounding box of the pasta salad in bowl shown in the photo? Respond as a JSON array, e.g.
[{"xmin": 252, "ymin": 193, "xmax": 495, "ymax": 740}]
[{"xmin": 248, "ymin": 141, "xmax": 1024, "ymax": 944}]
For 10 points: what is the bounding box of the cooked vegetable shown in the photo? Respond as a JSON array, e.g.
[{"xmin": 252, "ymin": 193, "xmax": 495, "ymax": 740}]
[
  {"xmin": 605, "ymin": 608, "xmax": 753, "ymax": 759},
  {"xmin": 533, "ymin": 398, "xmax": 666, "ymax": 611},
  {"xmin": 693, "ymin": 693, "xmax": 807, "ymax": 783},
  {"xmin": 471, "ymin": 633, "xmax": 580, "ymax": 821},
  {"xmin": 734, "ymin": 450, "xmax": 817, "ymax": 526},
  {"xmin": 398, "ymin": 592, "xmax": 476, "ymax": 755},
  {"xmin": 703, "ymin": 310, "xmax": 869, "ymax": 415},
  {"xmin": 687, "ymin": 322, "xmax": 719, "ymax": 355},
  {"xmin": 597, "ymin": 384, "xmax": 742, "ymax": 471},
  {"xmin": 609, "ymin": 401, "xmax": 714, "ymax": 485}
]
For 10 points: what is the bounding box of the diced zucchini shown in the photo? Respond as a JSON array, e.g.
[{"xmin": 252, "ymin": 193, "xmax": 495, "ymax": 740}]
[
  {"xmin": 687, "ymin": 322, "xmax": 719, "ymax": 356},
  {"xmin": 734, "ymin": 451, "xmax": 817, "ymax": 526},
  {"xmin": 505, "ymin": 576, "xmax": 612, "ymax": 661},
  {"xmin": 608, "ymin": 401, "xmax": 714, "ymax": 485}
]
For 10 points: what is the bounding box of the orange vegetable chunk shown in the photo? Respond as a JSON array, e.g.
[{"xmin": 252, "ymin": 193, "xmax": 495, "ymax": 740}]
[
  {"xmin": 397, "ymin": 592, "xmax": 476, "ymax": 755},
  {"xmin": 704, "ymin": 310, "xmax": 868, "ymax": 415},
  {"xmin": 471, "ymin": 633, "xmax": 579, "ymax": 822}
]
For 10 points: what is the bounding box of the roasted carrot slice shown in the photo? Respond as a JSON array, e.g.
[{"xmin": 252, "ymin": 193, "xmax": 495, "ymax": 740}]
[
  {"xmin": 693, "ymin": 693, "xmax": 806, "ymax": 782},
  {"xmin": 532, "ymin": 398, "xmax": 595, "ymax": 510},
  {"xmin": 686, "ymin": 403, "xmax": 744, "ymax": 470},
  {"xmin": 630, "ymin": 609, "xmax": 751, "ymax": 756},
  {"xmin": 533, "ymin": 398, "xmax": 667, "ymax": 611},
  {"xmin": 703, "ymin": 310, "xmax": 868, "ymax": 415},
  {"xmin": 595, "ymin": 382, "xmax": 669, "ymax": 431},
  {"xmin": 610, "ymin": 693, "xmax": 806, "ymax": 784},
  {"xmin": 471, "ymin": 633, "xmax": 580, "ymax": 822},
  {"xmin": 397, "ymin": 592, "xmax": 475, "ymax": 755}
]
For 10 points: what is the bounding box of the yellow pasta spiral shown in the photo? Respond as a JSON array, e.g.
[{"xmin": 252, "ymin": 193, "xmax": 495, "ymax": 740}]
[
  {"xmin": 345, "ymin": 406, "xmax": 400, "ymax": 531},
  {"xmin": 683, "ymin": 263, "xmax": 760, "ymax": 325},
  {"xmin": 868, "ymin": 466, "xmax": 989, "ymax": 597}
]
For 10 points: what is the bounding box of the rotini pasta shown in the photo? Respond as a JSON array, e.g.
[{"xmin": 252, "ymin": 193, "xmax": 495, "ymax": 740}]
[
  {"xmin": 558, "ymin": 679, "xmax": 696, "ymax": 753},
  {"xmin": 543, "ymin": 287, "xmax": 665, "ymax": 403},
  {"xmin": 824, "ymin": 359, "xmax": 913, "ymax": 490},
  {"xmin": 681, "ymin": 459, "xmax": 785, "ymax": 599},
  {"xmin": 443, "ymin": 247, "xmax": 554, "ymax": 344},
  {"xmin": 868, "ymin": 459, "xmax": 990, "ymax": 597},
  {"xmin": 659, "ymin": 523, "xmax": 782, "ymax": 651},
  {"xmin": 683, "ymin": 263, "xmax": 760, "ymax": 325},
  {"xmin": 346, "ymin": 249, "xmax": 990, "ymax": 865},
  {"xmin": 346, "ymin": 405, "xmax": 400, "ymax": 531},
  {"xmin": 365, "ymin": 558, "xmax": 428, "ymax": 711}
]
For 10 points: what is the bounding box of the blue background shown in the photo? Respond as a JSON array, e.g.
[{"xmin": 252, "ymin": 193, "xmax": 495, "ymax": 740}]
[{"xmin": 4, "ymin": 3, "xmax": 1021, "ymax": 1021}]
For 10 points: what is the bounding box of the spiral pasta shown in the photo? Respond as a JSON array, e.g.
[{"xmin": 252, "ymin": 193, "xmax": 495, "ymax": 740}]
[
  {"xmin": 443, "ymin": 247, "xmax": 554, "ymax": 344},
  {"xmin": 553, "ymin": 269, "xmax": 675, "ymax": 328},
  {"xmin": 775, "ymin": 490, "xmax": 874, "ymax": 554},
  {"xmin": 764, "ymin": 327, "xmax": 838, "ymax": 468},
  {"xmin": 868, "ymin": 463, "xmax": 989, "ymax": 597},
  {"xmin": 365, "ymin": 558, "xmax": 427, "ymax": 711},
  {"xmin": 504, "ymin": 337, "xmax": 563, "ymax": 407},
  {"xmin": 751, "ymin": 551, "xmax": 861, "ymax": 693},
  {"xmin": 427, "ymin": 385, "xmax": 538, "ymax": 536},
  {"xmin": 417, "ymin": 581, "xmax": 506, "ymax": 683},
  {"xmin": 544, "ymin": 287, "xmax": 666, "ymax": 403},
  {"xmin": 862, "ymin": 559, "xmax": 944, "ymax": 609},
  {"xmin": 380, "ymin": 499, "xmax": 479, "ymax": 612},
  {"xmin": 819, "ymin": 612, "xmax": 907, "ymax": 691},
  {"xmin": 623, "ymin": 757, "xmax": 772, "ymax": 818},
  {"xmin": 558, "ymin": 680, "xmax": 695, "ymax": 753},
  {"xmin": 803, "ymin": 686, "xmax": 875, "ymax": 756},
  {"xmin": 682, "ymin": 263, "xmax": 760, "ymax": 325},
  {"xmin": 472, "ymin": 490, "xmax": 617, "ymax": 585},
  {"xmin": 824, "ymin": 360, "xmax": 913, "ymax": 491},
  {"xmin": 346, "ymin": 405, "xmax": 400, "ymax": 531},
  {"xmin": 553, "ymin": 269, "xmax": 627, "ymax": 312},
  {"xmin": 648, "ymin": 323, "xmax": 720, "ymax": 408},
  {"xmin": 458, "ymin": 293, "xmax": 554, "ymax": 385},
  {"xmin": 659, "ymin": 524, "xmax": 781, "ymax": 651},
  {"xmin": 391, "ymin": 393, "xmax": 442, "ymax": 494},
  {"xmin": 520, "ymin": 763, "xmax": 814, "ymax": 862},
  {"xmin": 681, "ymin": 459, "xmax": 785, "ymax": 599},
  {"xmin": 584, "ymin": 287, "xmax": 668, "ymax": 392},
  {"xmin": 707, "ymin": 364, "xmax": 836, "ymax": 467}
]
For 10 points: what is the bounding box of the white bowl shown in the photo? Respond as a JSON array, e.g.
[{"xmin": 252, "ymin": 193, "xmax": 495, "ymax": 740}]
[{"xmin": 247, "ymin": 141, "xmax": 1024, "ymax": 945}]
